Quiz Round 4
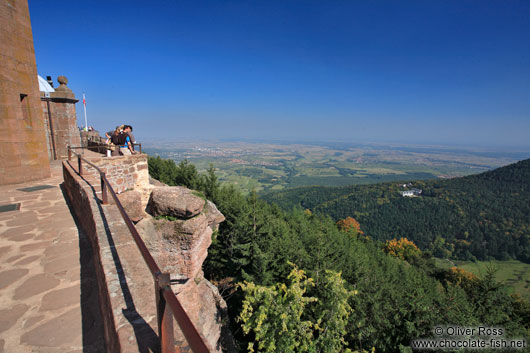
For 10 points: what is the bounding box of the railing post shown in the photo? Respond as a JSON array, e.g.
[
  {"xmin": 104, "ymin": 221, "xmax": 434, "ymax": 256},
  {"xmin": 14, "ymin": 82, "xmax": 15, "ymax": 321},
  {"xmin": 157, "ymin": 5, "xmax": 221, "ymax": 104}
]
[
  {"xmin": 68, "ymin": 146, "xmax": 71, "ymax": 161},
  {"xmin": 101, "ymin": 173, "xmax": 108, "ymax": 205},
  {"xmin": 156, "ymin": 273, "xmax": 174, "ymax": 353},
  {"xmin": 139, "ymin": 143, "xmax": 142, "ymax": 154},
  {"xmin": 78, "ymin": 155, "xmax": 83, "ymax": 176}
]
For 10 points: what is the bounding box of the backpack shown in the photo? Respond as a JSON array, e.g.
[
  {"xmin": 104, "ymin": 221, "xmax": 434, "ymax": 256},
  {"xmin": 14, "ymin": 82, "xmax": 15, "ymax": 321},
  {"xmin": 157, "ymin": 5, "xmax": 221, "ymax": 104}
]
[{"xmin": 111, "ymin": 132, "xmax": 128, "ymax": 146}]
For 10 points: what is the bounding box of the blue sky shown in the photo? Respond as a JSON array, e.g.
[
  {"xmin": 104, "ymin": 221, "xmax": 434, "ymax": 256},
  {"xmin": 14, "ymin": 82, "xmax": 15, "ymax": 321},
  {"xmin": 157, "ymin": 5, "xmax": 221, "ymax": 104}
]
[{"xmin": 29, "ymin": 1, "xmax": 530, "ymax": 147}]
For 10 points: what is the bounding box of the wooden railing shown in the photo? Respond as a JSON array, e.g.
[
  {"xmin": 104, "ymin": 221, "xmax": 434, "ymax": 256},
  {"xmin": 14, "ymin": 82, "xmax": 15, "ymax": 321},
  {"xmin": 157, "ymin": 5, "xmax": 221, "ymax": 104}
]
[{"xmin": 68, "ymin": 146, "xmax": 211, "ymax": 353}]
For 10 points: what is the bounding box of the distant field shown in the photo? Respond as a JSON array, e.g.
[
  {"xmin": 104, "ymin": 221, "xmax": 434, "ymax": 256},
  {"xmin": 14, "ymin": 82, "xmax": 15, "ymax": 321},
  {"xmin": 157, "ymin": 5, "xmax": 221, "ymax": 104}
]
[
  {"xmin": 143, "ymin": 140, "xmax": 525, "ymax": 194},
  {"xmin": 436, "ymin": 258, "xmax": 530, "ymax": 299}
]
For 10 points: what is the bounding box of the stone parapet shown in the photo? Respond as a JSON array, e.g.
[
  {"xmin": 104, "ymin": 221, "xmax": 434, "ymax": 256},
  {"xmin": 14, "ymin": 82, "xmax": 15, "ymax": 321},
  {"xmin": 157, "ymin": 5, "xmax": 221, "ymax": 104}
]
[
  {"xmin": 83, "ymin": 153, "xmax": 149, "ymax": 195},
  {"xmin": 62, "ymin": 159, "xmax": 233, "ymax": 352},
  {"xmin": 41, "ymin": 94, "xmax": 81, "ymax": 159},
  {"xmin": 63, "ymin": 160, "xmax": 162, "ymax": 352},
  {"xmin": 62, "ymin": 161, "xmax": 123, "ymax": 352},
  {"xmin": 80, "ymin": 130, "xmax": 104, "ymax": 148}
]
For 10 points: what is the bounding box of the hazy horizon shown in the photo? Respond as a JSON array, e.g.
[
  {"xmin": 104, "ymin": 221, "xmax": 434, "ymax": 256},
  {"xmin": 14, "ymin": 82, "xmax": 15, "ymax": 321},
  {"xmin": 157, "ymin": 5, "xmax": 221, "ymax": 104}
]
[{"xmin": 141, "ymin": 135, "xmax": 530, "ymax": 152}]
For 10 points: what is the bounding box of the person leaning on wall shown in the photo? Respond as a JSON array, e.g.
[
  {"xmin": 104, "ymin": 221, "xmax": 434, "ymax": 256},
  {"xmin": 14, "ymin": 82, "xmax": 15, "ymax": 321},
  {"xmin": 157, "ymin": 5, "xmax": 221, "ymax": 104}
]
[
  {"xmin": 123, "ymin": 125, "xmax": 136, "ymax": 151},
  {"xmin": 107, "ymin": 126, "xmax": 123, "ymax": 156},
  {"xmin": 119, "ymin": 125, "xmax": 137, "ymax": 155}
]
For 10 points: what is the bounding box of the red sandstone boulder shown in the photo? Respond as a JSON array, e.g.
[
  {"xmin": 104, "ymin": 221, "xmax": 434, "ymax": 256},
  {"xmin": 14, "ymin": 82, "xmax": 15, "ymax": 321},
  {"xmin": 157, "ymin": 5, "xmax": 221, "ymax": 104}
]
[
  {"xmin": 117, "ymin": 190, "xmax": 144, "ymax": 222},
  {"xmin": 155, "ymin": 219, "xmax": 212, "ymax": 278},
  {"xmin": 134, "ymin": 192, "xmax": 233, "ymax": 352},
  {"xmin": 149, "ymin": 176, "xmax": 167, "ymax": 187},
  {"xmin": 137, "ymin": 215, "xmax": 212, "ymax": 278},
  {"xmin": 204, "ymin": 200, "xmax": 225, "ymax": 230},
  {"xmin": 147, "ymin": 186, "xmax": 205, "ymax": 218},
  {"xmin": 175, "ymin": 213, "xmax": 209, "ymax": 237},
  {"xmin": 174, "ymin": 279, "xmax": 237, "ymax": 353}
]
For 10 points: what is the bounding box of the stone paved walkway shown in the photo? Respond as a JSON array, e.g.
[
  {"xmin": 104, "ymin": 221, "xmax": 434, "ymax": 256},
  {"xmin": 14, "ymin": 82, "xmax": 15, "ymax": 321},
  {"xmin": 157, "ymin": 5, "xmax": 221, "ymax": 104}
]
[{"xmin": 0, "ymin": 161, "xmax": 105, "ymax": 353}]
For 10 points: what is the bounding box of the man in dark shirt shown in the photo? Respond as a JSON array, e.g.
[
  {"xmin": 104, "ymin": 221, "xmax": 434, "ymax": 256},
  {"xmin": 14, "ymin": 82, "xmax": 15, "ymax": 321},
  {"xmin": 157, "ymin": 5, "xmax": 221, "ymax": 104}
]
[{"xmin": 120, "ymin": 125, "xmax": 136, "ymax": 155}]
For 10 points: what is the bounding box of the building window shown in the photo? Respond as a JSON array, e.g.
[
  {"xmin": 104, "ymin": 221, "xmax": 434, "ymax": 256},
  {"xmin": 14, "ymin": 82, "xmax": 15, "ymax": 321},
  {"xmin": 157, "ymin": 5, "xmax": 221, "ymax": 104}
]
[{"xmin": 20, "ymin": 93, "xmax": 32, "ymax": 128}]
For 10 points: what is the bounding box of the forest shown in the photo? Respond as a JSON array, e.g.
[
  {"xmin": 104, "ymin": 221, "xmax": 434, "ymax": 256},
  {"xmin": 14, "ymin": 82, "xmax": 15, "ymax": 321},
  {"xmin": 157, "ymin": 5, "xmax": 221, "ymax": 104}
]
[
  {"xmin": 148, "ymin": 156, "xmax": 530, "ymax": 352},
  {"xmin": 263, "ymin": 158, "xmax": 530, "ymax": 263}
]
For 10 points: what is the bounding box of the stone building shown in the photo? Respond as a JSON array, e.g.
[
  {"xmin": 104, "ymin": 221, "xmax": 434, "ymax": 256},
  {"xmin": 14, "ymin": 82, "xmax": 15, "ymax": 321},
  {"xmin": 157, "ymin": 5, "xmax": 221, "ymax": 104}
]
[
  {"xmin": 39, "ymin": 75, "xmax": 81, "ymax": 160},
  {"xmin": 0, "ymin": 0, "xmax": 82, "ymax": 185},
  {"xmin": 0, "ymin": 0, "xmax": 51, "ymax": 185}
]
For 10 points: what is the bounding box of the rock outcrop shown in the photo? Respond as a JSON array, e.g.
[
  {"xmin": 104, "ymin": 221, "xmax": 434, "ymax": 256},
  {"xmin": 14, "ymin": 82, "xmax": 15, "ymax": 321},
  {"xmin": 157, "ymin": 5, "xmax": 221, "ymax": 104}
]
[
  {"xmin": 136, "ymin": 185, "xmax": 232, "ymax": 352},
  {"xmin": 148, "ymin": 186, "xmax": 205, "ymax": 218},
  {"xmin": 204, "ymin": 200, "xmax": 225, "ymax": 231},
  {"xmin": 117, "ymin": 189, "xmax": 144, "ymax": 222}
]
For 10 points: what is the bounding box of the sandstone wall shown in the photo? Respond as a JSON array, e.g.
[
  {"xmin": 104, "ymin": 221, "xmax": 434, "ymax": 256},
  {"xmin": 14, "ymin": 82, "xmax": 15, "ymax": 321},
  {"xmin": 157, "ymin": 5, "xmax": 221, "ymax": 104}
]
[
  {"xmin": 80, "ymin": 130, "xmax": 104, "ymax": 148},
  {"xmin": 63, "ymin": 160, "xmax": 234, "ymax": 352},
  {"xmin": 0, "ymin": 0, "xmax": 51, "ymax": 185},
  {"xmin": 62, "ymin": 161, "xmax": 122, "ymax": 353},
  {"xmin": 40, "ymin": 79, "xmax": 81, "ymax": 159},
  {"xmin": 82, "ymin": 154, "xmax": 150, "ymax": 195}
]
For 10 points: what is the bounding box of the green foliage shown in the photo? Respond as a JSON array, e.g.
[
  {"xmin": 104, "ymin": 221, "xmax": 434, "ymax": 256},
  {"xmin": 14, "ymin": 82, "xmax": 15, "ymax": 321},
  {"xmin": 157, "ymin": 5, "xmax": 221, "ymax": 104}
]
[
  {"xmin": 148, "ymin": 156, "xmax": 205, "ymax": 191},
  {"xmin": 263, "ymin": 158, "xmax": 530, "ymax": 262},
  {"xmin": 148, "ymin": 156, "xmax": 530, "ymax": 352},
  {"xmin": 149, "ymin": 157, "xmax": 221, "ymax": 201},
  {"xmin": 311, "ymin": 270, "xmax": 356, "ymax": 353},
  {"xmin": 203, "ymin": 163, "xmax": 220, "ymax": 200},
  {"xmin": 456, "ymin": 259, "xmax": 530, "ymax": 299},
  {"xmin": 154, "ymin": 214, "xmax": 178, "ymax": 221},
  {"xmin": 148, "ymin": 156, "xmax": 178, "ymax": 185},
  {"xmin": 238, "ymin": 267, "xmax": 317, "ymax": 353},
  {"xmin": 238, "ymin": 266, "xmax": 355, "ymax": 353}
]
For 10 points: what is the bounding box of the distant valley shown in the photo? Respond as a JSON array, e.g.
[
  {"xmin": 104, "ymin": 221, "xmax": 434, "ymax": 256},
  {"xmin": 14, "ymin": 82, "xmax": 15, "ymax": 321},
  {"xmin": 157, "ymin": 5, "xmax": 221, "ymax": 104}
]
[
  {"xmin": 143, "ymin": 139, "xmax": 526, "ymax": 194},
  {"xmin": 145, "ymin": 140, "xmax": 530, "ymax": 298}
]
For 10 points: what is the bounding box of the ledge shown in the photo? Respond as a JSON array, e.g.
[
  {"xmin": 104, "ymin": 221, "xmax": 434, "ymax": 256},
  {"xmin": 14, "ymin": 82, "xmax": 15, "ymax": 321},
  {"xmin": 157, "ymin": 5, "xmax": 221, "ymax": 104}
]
[{"xmin": 62, "ymin": 161, "xmax": 158, "ymax": 352}]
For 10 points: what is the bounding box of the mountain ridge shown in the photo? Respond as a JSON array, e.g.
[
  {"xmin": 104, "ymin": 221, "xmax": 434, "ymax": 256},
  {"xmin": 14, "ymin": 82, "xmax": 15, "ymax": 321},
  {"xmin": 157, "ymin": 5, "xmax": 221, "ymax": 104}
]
[{"xmin": 263, "ymin": 158, "xmax": 530, "ymax": 262}]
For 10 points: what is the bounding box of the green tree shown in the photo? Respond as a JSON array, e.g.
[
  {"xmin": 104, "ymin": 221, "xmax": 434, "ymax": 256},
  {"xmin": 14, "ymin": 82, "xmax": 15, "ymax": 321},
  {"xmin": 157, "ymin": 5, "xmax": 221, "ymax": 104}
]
[
  {"xmin": 174, "ymin": 159, "xmax": 201, "ymax": 189},
  {"xmin": 202, "ymin": 163, "xmax": 220, "ymax": 200},
  {"xmin": 238, "ymin": 266, "xmax": 356, "ymax": 353}
]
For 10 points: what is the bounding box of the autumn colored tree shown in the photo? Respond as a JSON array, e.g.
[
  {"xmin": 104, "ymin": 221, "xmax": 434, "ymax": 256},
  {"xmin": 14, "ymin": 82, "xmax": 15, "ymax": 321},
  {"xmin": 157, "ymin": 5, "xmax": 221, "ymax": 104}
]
[
  {"xmin": 383, "ymin": 237, "xmax": 421, "ymax": 262},
  {"xmin": 336, "ymin": 217, "xmax": 364, "ymax": 236},
  {"xmin": 445, "ymin": 267, "xmax": 478, "ymax": 293}
]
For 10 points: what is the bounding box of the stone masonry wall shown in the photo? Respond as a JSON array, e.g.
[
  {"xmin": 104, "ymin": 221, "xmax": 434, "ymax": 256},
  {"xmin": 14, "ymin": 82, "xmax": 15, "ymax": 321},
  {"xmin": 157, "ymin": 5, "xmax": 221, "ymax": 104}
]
[
  {"xmin": 83, "ymin": 154, "xmax": 149, "ymax": 195},
  {"xmin": 41, "ymin": 93, "xmax": 81, "ymax": 160},
  {"xmin": 62, "ymin": 161, "xmax": 121, "ymax": 353},
  {"xmin": 64, "ymin": 158, "xmax": 233, "ymax": 352},
  {"xmin": 0, "ymin": 0, "xmax": 51, "ymax": 185}
]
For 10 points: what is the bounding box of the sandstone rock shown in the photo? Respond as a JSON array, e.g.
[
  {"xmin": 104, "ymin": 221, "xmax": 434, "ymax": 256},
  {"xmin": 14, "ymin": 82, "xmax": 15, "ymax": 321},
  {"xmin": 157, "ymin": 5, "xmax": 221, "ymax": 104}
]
[
  {"xmin": 173, "ymin": 279, "xmax": 236, "ymax": 353},
  {"xmin": 149, "ymin": 176, "xmax": 167, "ymax": 187},
  {"xmin": 138, "ymin": 215, "xmax": 212, "ymax": 278},
  {"xmin": 151, "ymin": 218, "xmax": 212, "ymax": 278},
  {"xmin": 204, "ymin": 200, "xmax": 225, "ymax": 230},
  {"xmin": 134, "ymin": 197, "xmax": 233, "ymax": 353},
  {"xmin": 148, "ymin": 186, "xmax": 205, "ymax": 219},
  {"xmin": 135, "ymin": 217, "xmax": 158, "ymax": 250},
  {"xmin": 117, "ymin": 190, "xmax": 144, "ymax": 222}
]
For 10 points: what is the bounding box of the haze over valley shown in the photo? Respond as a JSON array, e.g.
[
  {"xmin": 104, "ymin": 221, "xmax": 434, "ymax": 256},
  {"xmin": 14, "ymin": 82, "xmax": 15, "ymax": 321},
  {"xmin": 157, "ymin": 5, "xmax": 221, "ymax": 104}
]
[{"xmin": 144, "ymin": 139, "xmax": 528, "ymax": 194}]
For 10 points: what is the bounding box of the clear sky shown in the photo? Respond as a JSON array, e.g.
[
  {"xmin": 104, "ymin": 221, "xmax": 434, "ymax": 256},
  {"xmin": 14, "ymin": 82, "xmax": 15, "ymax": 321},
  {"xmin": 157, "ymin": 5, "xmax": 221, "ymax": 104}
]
[{"xmin": 28, "ymin": 0, "xmax": 530, "ymax": 148}]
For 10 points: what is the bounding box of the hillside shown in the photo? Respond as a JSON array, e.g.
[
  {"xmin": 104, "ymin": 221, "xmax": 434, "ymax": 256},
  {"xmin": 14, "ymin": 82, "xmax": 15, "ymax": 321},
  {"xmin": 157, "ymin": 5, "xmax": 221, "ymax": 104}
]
[
  {"xmin": 148, "ymin": 155, "xmax": 530, "ymax": 351},
  {"xmin": 263, "ymin": 158, "xmax": 530, "ymax": 262}
]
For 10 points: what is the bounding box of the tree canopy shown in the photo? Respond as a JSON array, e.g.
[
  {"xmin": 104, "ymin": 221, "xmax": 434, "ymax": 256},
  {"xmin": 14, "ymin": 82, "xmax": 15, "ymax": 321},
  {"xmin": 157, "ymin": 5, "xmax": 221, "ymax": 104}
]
[{"xmin": 148, "ymin": 156, "xmax": 530, "ymax": 352}]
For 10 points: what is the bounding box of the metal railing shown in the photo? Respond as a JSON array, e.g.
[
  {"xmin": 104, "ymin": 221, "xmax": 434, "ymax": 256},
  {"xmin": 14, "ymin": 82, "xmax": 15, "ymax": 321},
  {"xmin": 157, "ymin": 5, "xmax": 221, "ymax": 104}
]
[
  {"xmin": 68, "ymin": 143, "xmax": 143, "ymax": 157},
  {"xmin": 67, "ymin": 146, "xmax": 211, "ymax": 353},
  {"xmin": 86, "ymin": 135, "xmax": 143, "ymax": 154}
]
